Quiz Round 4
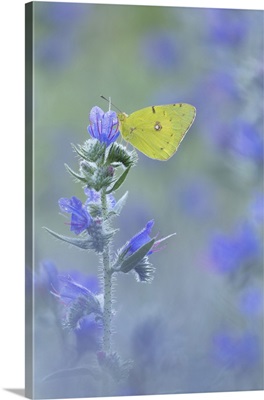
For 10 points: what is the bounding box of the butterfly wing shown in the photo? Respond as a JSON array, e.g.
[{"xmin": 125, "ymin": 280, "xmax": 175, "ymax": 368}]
[{"xmin": 119, "ymin": 103, "xmax": 196, "ymax": 160}]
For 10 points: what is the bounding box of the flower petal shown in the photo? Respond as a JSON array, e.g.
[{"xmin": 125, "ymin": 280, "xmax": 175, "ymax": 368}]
[
  {"xmin": 58, "ymin": 196, "xmax": 92, "ymax": 234},
  {"xmin": 59, "ymin": 196, "xmax": 82, "ymax": 213},
  {"xmin": 87, "ymin": 106, "xmax": 120, "ymax": 146},
  {"xmin": 125, "ymin": 220, "xmax": 155, "ymax": 256},
  {"xmin": 89, "ymin": 106, "xmax": 104, "ymax": 125}
]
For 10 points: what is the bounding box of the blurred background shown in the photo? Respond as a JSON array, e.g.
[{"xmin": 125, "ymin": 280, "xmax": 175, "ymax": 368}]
[{"xmin": 26, "ymin": 2, "xmax": 263, "ymax": 398}]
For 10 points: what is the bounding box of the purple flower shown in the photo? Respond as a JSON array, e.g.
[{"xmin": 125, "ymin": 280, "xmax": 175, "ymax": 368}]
[
  {"xmin": 122, "ymin": 220, "xmax": 173, "ymax": 257},
  {"xmin": 34, "ymin": 260, "xmax": 59, "ymax": 293},
  {"xmin": 238, "ymin": 287, "xmax": 263, "ymax": 316},
  {"xmin": 34, "ymin": 0, "xmax": 88, "ymax": 70},
  {"xmin": 36, "ymin": 36, "xmax": 75, "ymax": 69},
  {"xmin": 116, "ymin": 220, "xmax": 175, "ymax": 282},
  {"xmin": 58, "ymin": 196, "xmax": 92, "ymax": 235},
  {"xmin": 207, "ymin": 9, "xmax": 249, "ymax": 47},
  {"xmin": 217, "ymin": 120, "xmax": 263, "ymax": 163},
  {"xmin": 141, "ymin": 30, "xmax": 182, "ymax": 72},
  {"xmin": 87, "ymin": 106, "xmax": 120, "ymax": 147},
  {"xmin": 84, "ymin": 187, "xmax": 116, "ymax": 208},
  {"xmin": 31, "ymin": 260, "xmax": 59, "ymax": 306},
  {"xmin": 84, "ymin": 187, "xmax": 101, "ymax": 203},
  {"xmin": 177, "ymin": 179, "xmax": 215, "ymax": 219},
  {"xmin": 67, "ymin": 270, "xmax": 100, "ymax": 295},
  {"xmin": 250, "ymin": 193, "xmax": 264, "ymax": 224},
  {"xmin": 209, "ymin": 223, "xmax": 260, "ymax": 274},
  {"xmin": 51, "ymin": 273, "xmax": 103, "ymax": 353},
  {"xmin": 131, "ymin": 317, "xmax": 164, "ymax": 365},
  {"xmin": 52, "ymin": 275, "xmax": 96, "ymax": 305},
  {"xmin": 39, "ymin": 2, "xmax": 86, "ymax": 27},
  {"xmin": 123, "ymin": 220, "xmax": 155, "ymax": 257},
  {"xmin": 212, "ymin": 331, "xmax": 260, "ymax": 368},
  {"xmin": 203, "ymin": 71, "xmax": 239, "ymax": 104},
  {"xmin": 51, "ymin": 274, "xmax": 102, "ymax": 325},
  {"xmin": 191, "ymin": 70, "xmax": 239, "ymax": 139}
]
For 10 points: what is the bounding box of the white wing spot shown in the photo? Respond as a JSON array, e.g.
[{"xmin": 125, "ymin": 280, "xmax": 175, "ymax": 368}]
[{"xmin": 154, "ymin": 121, "xmax": 162, "ymax": 131}]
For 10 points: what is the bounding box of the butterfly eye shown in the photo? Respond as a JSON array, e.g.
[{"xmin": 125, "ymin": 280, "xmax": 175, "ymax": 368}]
[{"xmin": 154, "ymin": 122, "xmax": 162, "ymax": 131}]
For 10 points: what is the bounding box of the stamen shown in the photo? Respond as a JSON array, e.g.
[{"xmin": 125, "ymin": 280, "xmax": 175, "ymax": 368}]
[{"xmin": 50, "ymin": 284, "xmax": 67, "ymax": 306}]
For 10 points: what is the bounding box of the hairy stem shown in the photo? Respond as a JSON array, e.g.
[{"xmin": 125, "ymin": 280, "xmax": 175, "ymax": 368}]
[{"xmin": 101, "ymin": 189, "xmax": 112, "ymax": 353}]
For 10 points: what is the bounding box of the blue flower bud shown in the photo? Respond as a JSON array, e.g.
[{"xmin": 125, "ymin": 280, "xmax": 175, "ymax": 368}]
[
  {"xmin": 114, "ymin": 220, "xmax": 176, "ymax": 282},
  {"xmin": 121, "ymin": 220, "xmax": 175, "ymax": 257}
]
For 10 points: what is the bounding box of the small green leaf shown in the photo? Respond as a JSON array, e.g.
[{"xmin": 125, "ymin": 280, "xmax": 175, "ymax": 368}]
[
  {"xmin": 106, "ymin": 167, "xmax": 131, "ymax": 194},
  {"xmin": 44, "ymin": 227, "xmax": 92, "ymax": 250},
  {"xmin": 64, "ymin": 164, "xmax": 87, "ymax": 183},
  {"xmin": 72, "ymin": 140, "xmax": 106, "ymax": 163}
]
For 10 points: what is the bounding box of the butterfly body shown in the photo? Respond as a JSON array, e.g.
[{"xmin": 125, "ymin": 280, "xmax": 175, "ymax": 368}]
[{"xmin": 118, "ymin": 103, "xmax": 196, "ymax": 161}]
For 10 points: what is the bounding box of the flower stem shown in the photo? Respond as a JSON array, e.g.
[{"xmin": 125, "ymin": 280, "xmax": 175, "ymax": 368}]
[{"xmin": 101, "ymin": 189, "xmax": 112, "ymax": 353}]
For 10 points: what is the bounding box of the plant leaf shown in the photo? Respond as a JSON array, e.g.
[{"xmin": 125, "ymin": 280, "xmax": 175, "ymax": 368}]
[
  {"xmin": 71, "ymin": 143, "xmax": 88, "ymax": 159},
  {"xmin": 106, "ymin": 167, "xmax": 130, "ymax": 194},
  {"xmin": 44, "ymin": 227, "xmax": 92, "ymax": 250},
  {"xmin": 42, "ymin": 366, "xmax": 100, "ymax": 382},
  {"xmin": 64, "ymin": 163, "xmax": 87, "ymax": 183},
  {"xmin": 116, "ymin": 238, "xmax": 155, "ymax": 273}
]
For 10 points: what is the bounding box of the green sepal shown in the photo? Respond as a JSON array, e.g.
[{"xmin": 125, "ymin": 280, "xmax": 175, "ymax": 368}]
[
  {"xmin": 87, "ymin": 202, "xmax": 102, "ymax": 218},
  {"xmin": 71, "ymin": 143, "xmax": 89, "ymax": 161},
  {"xmin": 114, "ymin": 238, "xmax": 155, "ymax": 273},
  {"xmin": 133, "ymin": 258, "xmax": 155, "ymax": 283},
  {"xmin": 72, "ymin": 139, "xmax": 107, "ymax": 163},
  {"xmin": 88, "ymin": 227, "xmax": 118, "ymax": 253},
  {"xmin": 79, "ymin": 160, "xmax": 96, "ymax": 176},
  {"xmin": 64, "ymin": 164, "xmax": 87, "ymax": 183},
  {"xmin": 93, "ymin": 166, "xmax": 114, "ymax": 192},
  {"xmin": 82, "ymin": 139, "xmax": 107, "ymax": 163},
  {"xmin": 106, "ymin": 142, "xmax": 138, "ymax": 168}
]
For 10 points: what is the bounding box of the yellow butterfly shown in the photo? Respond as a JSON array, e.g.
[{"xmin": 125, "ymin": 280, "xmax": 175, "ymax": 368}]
[{"xmin": 118, "ymin": 103, "xmax": 196, "ymax": 161}]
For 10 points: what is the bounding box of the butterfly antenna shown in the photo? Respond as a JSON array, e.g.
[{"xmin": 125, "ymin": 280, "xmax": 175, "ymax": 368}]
[{"xmin": 100, "ymin": 95, "xmax": 123, "ymax": 113}]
